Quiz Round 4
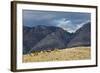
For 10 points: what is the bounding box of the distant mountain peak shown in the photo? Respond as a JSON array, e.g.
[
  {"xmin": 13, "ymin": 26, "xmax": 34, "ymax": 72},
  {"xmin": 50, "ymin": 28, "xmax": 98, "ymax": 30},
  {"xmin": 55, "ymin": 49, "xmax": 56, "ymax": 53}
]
[{"xmin": 67, "ymin": 22, "xmax": 91, "ymax": 47}]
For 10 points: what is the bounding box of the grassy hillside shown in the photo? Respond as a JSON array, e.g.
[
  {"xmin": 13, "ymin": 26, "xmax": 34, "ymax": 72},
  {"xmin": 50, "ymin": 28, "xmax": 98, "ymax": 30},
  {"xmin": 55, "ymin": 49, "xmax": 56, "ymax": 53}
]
[{"xmin": 23, "ymin": 46, "xmax": 91, "ymax": 62}]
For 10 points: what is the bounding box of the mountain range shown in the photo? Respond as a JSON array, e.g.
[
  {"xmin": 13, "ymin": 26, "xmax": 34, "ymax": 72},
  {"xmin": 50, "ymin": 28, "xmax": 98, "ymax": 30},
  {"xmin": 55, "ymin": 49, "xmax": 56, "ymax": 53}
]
[{"xmin": 23, "ymin": 22, "xmax": 91, "ymax": 54}]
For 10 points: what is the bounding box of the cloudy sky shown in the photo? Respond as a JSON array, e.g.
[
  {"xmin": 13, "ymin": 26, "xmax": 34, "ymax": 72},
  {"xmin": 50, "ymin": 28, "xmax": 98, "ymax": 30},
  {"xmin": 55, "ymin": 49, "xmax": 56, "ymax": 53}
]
[{"xmin": 23, "ymin": 10, "xmax": 91, "ymax": 33}]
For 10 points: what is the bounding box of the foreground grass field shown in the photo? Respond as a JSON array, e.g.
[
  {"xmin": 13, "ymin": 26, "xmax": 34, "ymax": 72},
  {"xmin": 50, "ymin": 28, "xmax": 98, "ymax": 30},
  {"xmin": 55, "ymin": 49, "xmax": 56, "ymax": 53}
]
[{"xmin": 23, "ymin": 47, "xmax": 91, "ymax": 62}]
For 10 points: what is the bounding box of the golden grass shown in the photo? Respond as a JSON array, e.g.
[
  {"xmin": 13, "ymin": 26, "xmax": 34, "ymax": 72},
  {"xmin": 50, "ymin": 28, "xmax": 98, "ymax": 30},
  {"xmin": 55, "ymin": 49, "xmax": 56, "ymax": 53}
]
[{"xmin": 22, "ymin": 46, "xmax": 91, "ymax": 63}]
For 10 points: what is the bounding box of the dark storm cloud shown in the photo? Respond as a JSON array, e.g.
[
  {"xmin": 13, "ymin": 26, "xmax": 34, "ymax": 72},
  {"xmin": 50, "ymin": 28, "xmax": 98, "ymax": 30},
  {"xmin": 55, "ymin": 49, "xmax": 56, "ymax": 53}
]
[{"xmin": 23, "ymin": 10, "xmax": 91, "ymax": 33}]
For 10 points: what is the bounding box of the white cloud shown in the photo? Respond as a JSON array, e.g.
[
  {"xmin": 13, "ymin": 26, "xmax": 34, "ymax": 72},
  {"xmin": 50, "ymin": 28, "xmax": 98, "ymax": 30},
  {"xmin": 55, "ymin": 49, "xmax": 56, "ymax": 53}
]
[
  {"xmin": 53, "ymin": 18, "xmax": 77, "ymax": 33},
  {"xmin": 76, "ymin": 20, "xmax": 90, "ymax": 30},
  {"xmin": 53, "ymin": 18, "xmax": 90, "ymax": 33}
]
